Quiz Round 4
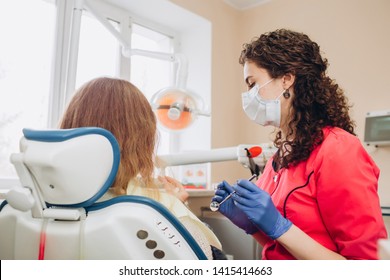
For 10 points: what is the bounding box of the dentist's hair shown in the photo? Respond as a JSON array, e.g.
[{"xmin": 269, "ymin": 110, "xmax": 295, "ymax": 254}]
[
  {"xmin": 59, "ymin": 77, "xmax": 157, "ymax": 195},
  {"xmin": 239, "ymin": 29, "xmax": 355, "ymax": 168}
]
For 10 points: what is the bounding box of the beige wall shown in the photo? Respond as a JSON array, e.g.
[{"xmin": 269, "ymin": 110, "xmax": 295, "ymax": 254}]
[{"xmin": 170, "ymin": 0, "xmax": 390, "ymax": 206}]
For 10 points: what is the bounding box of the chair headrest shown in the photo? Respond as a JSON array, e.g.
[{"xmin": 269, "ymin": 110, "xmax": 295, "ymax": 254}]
[{"xmin": 20, "ymin": 127, "xmax": 120, "ymax": 207}]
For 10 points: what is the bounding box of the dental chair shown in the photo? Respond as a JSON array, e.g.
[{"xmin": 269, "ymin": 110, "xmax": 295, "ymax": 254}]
[{"xmin": 0, "ymin": 127, "xmax": 206, "ymax": 260}]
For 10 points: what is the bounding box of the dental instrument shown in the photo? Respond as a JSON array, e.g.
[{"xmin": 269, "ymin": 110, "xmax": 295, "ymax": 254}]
[{"xmin": 209, "ymin": 173, "xmax": 257, "ymax": 212}]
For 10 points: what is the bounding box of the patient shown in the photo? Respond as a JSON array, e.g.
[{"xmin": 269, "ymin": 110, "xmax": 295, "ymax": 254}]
[{"xmin": 59, "ymin": 77, "xmax": 222, "ymax": 259}]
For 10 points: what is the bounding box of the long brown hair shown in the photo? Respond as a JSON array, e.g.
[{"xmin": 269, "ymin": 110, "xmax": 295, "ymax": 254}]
[
  {"xmin": 239, "ymin": 29, "xmax": 355, "ymax": 168},
  {"xmin": 59, "ymin": 77, "xmax": 157, "ymax": 195}
]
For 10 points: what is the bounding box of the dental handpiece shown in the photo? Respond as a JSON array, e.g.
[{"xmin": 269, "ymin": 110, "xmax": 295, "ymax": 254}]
[{"xmin": 210, "ymin": 174, "xmax": 257, "ymax": 212}]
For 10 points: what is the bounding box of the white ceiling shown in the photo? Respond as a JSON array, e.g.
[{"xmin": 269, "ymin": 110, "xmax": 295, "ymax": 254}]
[{"xmin": 224, "ymin": 0, "xmax": 270, "ymax": 10}]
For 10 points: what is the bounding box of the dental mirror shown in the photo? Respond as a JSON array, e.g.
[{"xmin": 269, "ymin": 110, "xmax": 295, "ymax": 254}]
[{"xmin": 209, "ymin": 174, "xmax": 257, "ymax": 212}]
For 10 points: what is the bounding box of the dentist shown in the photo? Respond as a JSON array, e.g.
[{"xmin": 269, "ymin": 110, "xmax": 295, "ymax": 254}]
[{"xmin": 212, "ymin": 29, "xmax": 387, "ymax": 259}]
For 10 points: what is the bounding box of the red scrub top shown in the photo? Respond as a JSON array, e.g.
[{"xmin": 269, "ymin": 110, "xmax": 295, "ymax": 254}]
[{"xmin": 253, "ymin": 127, "xmax": 387, "ymax": 259}]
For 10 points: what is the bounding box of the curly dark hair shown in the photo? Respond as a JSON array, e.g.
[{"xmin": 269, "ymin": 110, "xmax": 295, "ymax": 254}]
[{"xmin": 239, "ymin": 29, "xmax": 355, "ymax": 168}]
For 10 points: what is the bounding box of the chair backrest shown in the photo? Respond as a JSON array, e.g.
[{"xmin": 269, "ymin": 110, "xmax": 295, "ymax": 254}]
[{"xmin": 0, "ymin": 127, "xmax": 206, "ymax": 260}]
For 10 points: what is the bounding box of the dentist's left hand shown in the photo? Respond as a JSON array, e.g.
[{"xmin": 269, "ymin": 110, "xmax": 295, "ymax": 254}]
[{"xmin": 232, "ymin": 179, "xmax": 292, "ymax": 239}]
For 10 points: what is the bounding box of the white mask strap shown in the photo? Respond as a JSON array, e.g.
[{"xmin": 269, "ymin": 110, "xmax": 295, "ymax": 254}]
[
  {"xmin": 275, "ymin": 90, "xmax": 285, "ymax": 100},
  {"xmin": 257, "ymin": 78, "xmax": 274, "ymax": 89}
]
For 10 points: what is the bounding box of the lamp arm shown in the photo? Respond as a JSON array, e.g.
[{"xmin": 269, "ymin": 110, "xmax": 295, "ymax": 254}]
[
  {"xmin": 123, "ymin": 48, "xmax": 175, "ymax": 62},
  {"xmin": 157, "ymin": 147, "xmax": 238, "ymax": 168},
  {"xmin": 156, "ymin": 143, "xmax": 277, "ymax": 171}
]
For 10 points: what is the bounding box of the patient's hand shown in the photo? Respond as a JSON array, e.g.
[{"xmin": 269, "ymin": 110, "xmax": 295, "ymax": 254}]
[{"xmin": 158, "ymin": 176, "xmax": 189, "ymax": 203}]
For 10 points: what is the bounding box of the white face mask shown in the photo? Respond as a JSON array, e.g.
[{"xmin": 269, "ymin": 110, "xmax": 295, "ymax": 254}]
[{"xmin": 241, "ymin": 79, "xmax": 284, "ymax": 127}]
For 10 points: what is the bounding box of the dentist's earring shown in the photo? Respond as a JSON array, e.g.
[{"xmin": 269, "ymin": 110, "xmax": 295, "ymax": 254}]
[{"xmin": 283, "ymin": 89, "xmax": 291, "ymax": 99}]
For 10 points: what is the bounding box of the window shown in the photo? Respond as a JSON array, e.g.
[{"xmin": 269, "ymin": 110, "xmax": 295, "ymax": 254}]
[{"xmin": 0, "ymin": 0, "xmax": 56, "ymax": 179}]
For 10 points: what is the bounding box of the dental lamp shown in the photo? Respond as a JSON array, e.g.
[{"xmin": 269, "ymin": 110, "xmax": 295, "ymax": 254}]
[{"xmin": 150, "ymin": 87, "xmax": 210, "ymax": 131}]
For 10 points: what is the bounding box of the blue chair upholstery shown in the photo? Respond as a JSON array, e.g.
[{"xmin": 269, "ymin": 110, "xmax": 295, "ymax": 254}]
[{"xmin": 0, "ymin": 127, "xmax": 206, "ymax": 260}]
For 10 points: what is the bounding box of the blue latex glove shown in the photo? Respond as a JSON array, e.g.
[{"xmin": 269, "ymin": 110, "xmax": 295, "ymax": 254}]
[
  {"xmin": 211, "ymin": 181, "xmax": 259, "ymax": 234},
  {"xmin": 232, "ymin": 179, "xmax": 292, "ymax": 239}
]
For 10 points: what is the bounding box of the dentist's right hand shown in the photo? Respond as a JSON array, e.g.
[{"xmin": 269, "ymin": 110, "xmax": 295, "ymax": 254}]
[{"xmin": 212, "ymin": 180, "xmax": 259, "ymax": 234}]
